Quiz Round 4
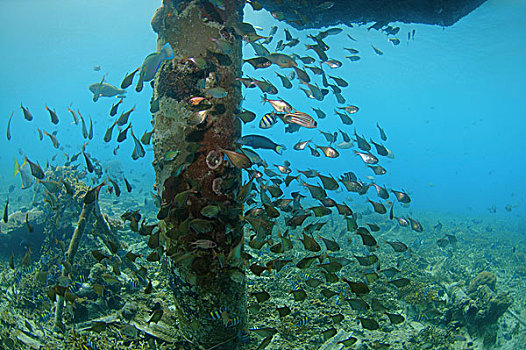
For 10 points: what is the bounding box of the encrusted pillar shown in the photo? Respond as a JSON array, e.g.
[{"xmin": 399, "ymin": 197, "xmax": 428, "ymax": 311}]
[{"xmin": 150, "ymin": 1, "xmax": 246, "ymax": 348}]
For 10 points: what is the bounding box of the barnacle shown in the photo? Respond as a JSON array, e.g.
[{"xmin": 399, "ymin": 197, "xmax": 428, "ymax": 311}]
[{"xmin": 205, "ymin": 150, "xmax": 222, "ymax": 170}]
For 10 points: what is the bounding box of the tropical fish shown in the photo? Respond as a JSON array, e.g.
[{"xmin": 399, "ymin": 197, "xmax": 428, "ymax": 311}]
[
  {"xmin": 371, "ymin": 44, "xmax": 384, "ymax": 55},
  {"xmin": 293, "ymin": 140, "xmax": 311, "ymax": 150},
  {"xmin": 121, "ymin": 67, "xmax": 140, "ymax": 89},
  {"xmin": 261, "ymin": 95, "xmax": 293, "ymax": 113},
  {"xmin": 88, "ymin": 116, "xmax": 93, "ymax": 140},
  {"xmin": 221, "ymin": 149, "xmax": 252, "ymax": 169},
  {"xmin": 316, "ymin": 146, "xmax": 339, "ymax": 158},
  {"xmin": 82, "ymin": 150, "xmax": 94, "ymax": 173},
  {"xmin": 244, "ymin": 57, "xmax": 272, "ymax": 69},
  {"xmin": 104, "ymin": 121, "xmax": 117, "ymax": 143},
  {"xmin": 268, "ymin": 53, "xmax": 297, "ymax": 68},
  {"xmin": 84, "ymin": 181, "xmax": 106, "ymax": 205},
  {"xmin": 110, "ymin": 98, "xmax": 124, "ymax": 116},
  {"xmin": 45, "ymin": 105, "xmax": 59, "ymax": 124},
  {"xmin": 43, "ymin": 131, "xmax": 60, "ymax": 149},
  {"xmin": 136, "ymin": 43, "xmax": 174, "ymax": 92},
  {"xmin": 238, "ymin": 135, "xmax": 285, "ymax": 155},
  {"xmin": 275, "ymin": 72, "xmax": 292, "ymax": 89},
  {"xmin": 282, "ymin": 111, "xmax": 317, "ymax": 128},
  {"xmin": 376, "ymin": 122, "xmax": 388, "ymax": 141},
  {"xmin": 78, "ymin": 111, "xmax": 88, "ymax": 139},
  {"xmin": 3, "ymin": 196, "xmax": 8, "ymax": 223},
  {"xmin": 6, "ymin": 112, "xmax": 13, "ymax": 141},
  {"xmin": 141, "ymin": 129, "xmax": 153, "ymax": 145},
  {"xmin": 20, "ymin": 104, "xmax": 33, "ymax": 121},
  {"xmin": 117, "ymin": 124, "xmax": 131, "ymax": 143},
  {"xmin": 117, "ymin": 106, "xmax": 135, "ymax": 126},
  {"xmin": 355, "ymin": 151, "xmax": 378, "ymax": 164},
  {"xmin": 259, "ymin": 112, "xmax": 278, "ymax": 129},
  {"xmin": 25, "ymin": 156, "xmax": 45, "ymax": 179},
  {"xmin": 89, "ymin": 80, "xmax": 126, "ymax": 102},
  {"xmin": 130, "ymin": 128, "xmax": 145, "ymax": 160},
  {"xmin": 67, "ymin": 107, "xmax": 79, "ymax": 124},
  {"xmin": 14, "ymin": 158, "xmax": 34, "ymax": 189}
]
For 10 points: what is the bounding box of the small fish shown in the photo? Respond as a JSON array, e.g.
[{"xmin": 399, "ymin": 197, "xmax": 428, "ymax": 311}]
[
  {"xmin": 90, "ymin": 77, "xmax": 127, "ymax": 102},
  {"xmin": 25, "ymin": 156, "xmax": 45, "ymax": 179},
  {"xmin": 293, "ymin": 140, "xmax": 311, "ymax": 150},
  {"xmin": 88, "ymin": 116, "xmax": 93, "ymax": 140},
  {"xmin": 275, "ymin": 72, "xmax": 292, "ymax": 89},
  {"xmin": 3, "ymin": 196, "xmax": 8, "ymax": 223},
  {"xmin": 82, "ymin": 150, "xmax": 94, "ymax": 173},
  {"xmin": 244, "ymin": 57, "xmax": 272, "ymax": 69},
  {"xmin": 103, "ymin": 121, "xmax": 117, "ymax": 143},
  {"xmin": 221, "ymin": 149, "xmax": 252, "ymax": 169},
  {"xmin": 141, "ymin": 129, "xmax": 153, "ymax": 145},
  {"xmin": 338, "ymin": 105, "xmax": 359, "ymax": 114},
  {"xmin": 312, "ymin": 108, "xmax": 326, "ymax": 119},
  {"xmin": 205, "ymin": 87, "xmax": 228, "ymax": 99},
  {"xmin": 309, "ymin": 145, "xmax": 321, "ymax": 157},
  {"xmin": 123, "ymin": 176, "xmax": 132, "ymax": 192},
  {"xmin": 108, "ymin": 177, "xmax": 121, "ymax": 197},
  {"xmin": 117, "ymin": 124, "xmax": 131, "ymax": 143},
  {"xmin": 45, "ymin": 105, "xmax": 59, "ymax": 124},
  {"xmin": 25, "ymin": 213, "xmax": 33, "ymax": 233},
  {"xmin": 78, "ymin": 111, "xmax": 88, "ymax": 139},
  {"xmin": 20, "ymin": 104, "xmax": 33, "ymax": 121},
  {"xmin": 371, "ymin": 44, "xmax": 384, "ymax": 55},
  {"xmin": 117, "ymin": 106, "xmax": 135, "ymax": 126},
  {"xmin": 109, "ymin": 98, "xmax": 123, "ymax": 116},
  {"xmin": 368, "ymin": 199, "xmax": 387, "ymax": 214},
  {"xmin": 322, "ymin": 59, "xmax": 342, "ymax": 68},
  {"xmin": 84, "ymin": 181, "xmax": 106, "ymax": 205},
  {"xmin": 238, "ymin": 135, "xmax": 285, "ymax": 155},
  {"xmin": 317, "ymin": 146, "xmax": 339, "ymax": 158},
  {"xmin": 163, "ymin": 150, "xmax": 179, "ymax": 161},
  {"xmin": 136, "ymin": 43, "xmax": 174, "ymax": 92},
  {"xmin": 121, "ymin": 67, "xmax": 140, "ymax": 89},
  {"xmin": 36, "ymin": 128, "xmax": 43, "ymax": 141},
  {"xmin": 261, "ymin": 95, "xmax": 294, "ymax": 114},
  {"xmin": 282, "ymin": 111, "xmax": 317, "ymax": 128},
  {"xmin": 130, "ymin": 128, "xmax": 145, "ymax": 160},
  {"xmin": 355, "ymin": 151, "xmax": 378, "ymax": 164},
  {"xmin": 67, "ymin": 107, "xmax": 79, "ymax": 124},
  {"xmin": 376, "ymin": 122, "xmax": 387, "ymax": 141},
  {"xmin": 6, "ymin": 112, "xmax": 13, "ymax": 141},
  {"xmin": 259, "ymin": 112, "xmax": 278, "ymax": 129},
  {"xmin": 268, "ymin": 53, "xmax": 297, "ymax": 68},
  {"xmin": 391, "ymin": 189, "xmax": 411, "ymax": 203},
  {"xmin": 43, "ymin": 131, "xmax": 60, "ymax": 149}
]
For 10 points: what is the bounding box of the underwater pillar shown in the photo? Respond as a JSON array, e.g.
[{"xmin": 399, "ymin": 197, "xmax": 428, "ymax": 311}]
[{"xmin": 151, "ymin": 1, "xmax": 246, "ymax": 348}]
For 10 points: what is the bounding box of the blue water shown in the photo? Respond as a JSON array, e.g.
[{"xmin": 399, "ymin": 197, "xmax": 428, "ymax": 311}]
[{"xmin": 0, "ymin": 0, "xmax": 525, "ymax": 222}]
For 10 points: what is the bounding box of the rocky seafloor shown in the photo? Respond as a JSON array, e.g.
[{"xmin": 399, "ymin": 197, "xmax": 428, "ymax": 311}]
[{"xmin": 1, "ymin": 198, "xmax": 524, "ymax": 349}]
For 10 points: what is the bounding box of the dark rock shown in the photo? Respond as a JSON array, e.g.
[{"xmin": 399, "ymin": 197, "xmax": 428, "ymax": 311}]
[
  {"xmin": 121, "ymin": 302, "xmax": 139, "ymax": 321},
  {"xmin": 107, "ymin": 294, "xmax": 124, "ymax": 310},
  {"xmin": 257, "ymin": 0, "xmax": 488, "ymax": 29},
  {"xmin": 468, "ymin": 271, "xmax": 497, "ymax": 296}
]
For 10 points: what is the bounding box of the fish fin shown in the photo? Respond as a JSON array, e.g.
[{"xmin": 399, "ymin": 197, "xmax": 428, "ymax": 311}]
[
  {"xmin": 14, "ymin": 158, "xmax": 20, "ymax": 176},
  {"xmin": 161, "ymin": 43, "xmax": 174, "ymax": 60},
  {"xmin": 275, "ymin": 145, "xmax": 286, "ymax": 155}
]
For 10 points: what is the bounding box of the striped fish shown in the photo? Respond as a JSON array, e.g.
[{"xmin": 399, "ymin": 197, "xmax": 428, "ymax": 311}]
[
  {"xmin": 282, "ymin": 111, "xmax": 317, "ymax": 128},
  {"xmin": 259, "ymin": 113, "xmax": 278, "ymax": 129},
  {"xmin": 295, "ymin": 315, "xmax": 310, "ymax": 326}
]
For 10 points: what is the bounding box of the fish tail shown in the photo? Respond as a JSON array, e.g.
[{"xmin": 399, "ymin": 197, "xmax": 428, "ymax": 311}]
[
  {"xmin": 14, "ymin": 158, "xmax": 20, "ymax": 176},
  {"xmin": 161, "ymin": 42, "xmax": 174, "ymax": 60},
  {"xmin": 275, "ymin": 145, "xmax": 286, "ymax": 155},
  {"xmin": 260, "ymin": 94, "xmax": 267, "ymax": 104}
]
